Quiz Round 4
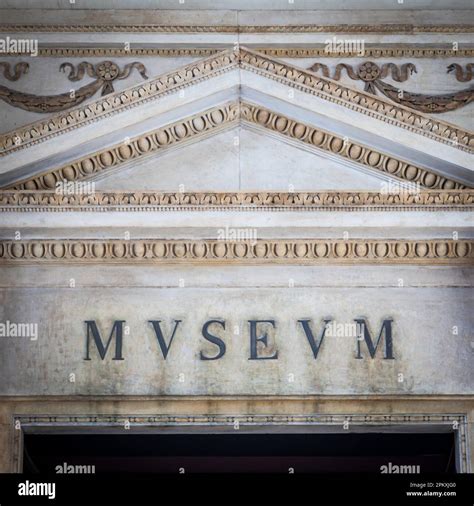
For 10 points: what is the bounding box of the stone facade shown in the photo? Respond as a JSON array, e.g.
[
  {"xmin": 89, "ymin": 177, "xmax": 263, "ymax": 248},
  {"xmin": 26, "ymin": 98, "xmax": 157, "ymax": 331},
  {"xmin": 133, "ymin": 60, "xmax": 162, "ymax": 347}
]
[{"xmin": 0, "ymin": 0, "xmax": 473, "ymax": 473}]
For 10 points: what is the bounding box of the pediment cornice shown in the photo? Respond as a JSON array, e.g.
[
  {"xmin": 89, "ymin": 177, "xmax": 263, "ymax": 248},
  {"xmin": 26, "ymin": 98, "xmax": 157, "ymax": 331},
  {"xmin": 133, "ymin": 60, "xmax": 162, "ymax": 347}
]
[
  {"xmin": 3, "ymin": 100, "xmax": 468, "ymax": 191},
  {"xmin": 1, "ymin": 47, "xmax": 472, "ymax": 158}
]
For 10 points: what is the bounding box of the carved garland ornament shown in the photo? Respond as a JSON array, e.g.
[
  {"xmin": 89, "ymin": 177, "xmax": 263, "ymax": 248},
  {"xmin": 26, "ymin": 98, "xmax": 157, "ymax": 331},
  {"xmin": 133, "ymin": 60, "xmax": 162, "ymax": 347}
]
[
  {"xmin": 3, "ymin": 58, "xmax": 471, "ymax": 116},
  {"xmin": 4, "ymin": 101, "xmax": 465, "ymax": 191},
  {"xmin": 0, "ymin": 60, "xmax": 148, "ymax": 113},
  {"xmin": 0, "ymin": 49, "xmax": 471, "ymax": 156},
  {"xmin": 1, "ymin": 191, "xmax": 472, "ymax": 211},
  {"xmin": 307, "ymin": 61, "xmax": 474, "ymax": 113},
  {"xmin": 0, "ymin": 239, "xmax": 471, "ymax": 265}
]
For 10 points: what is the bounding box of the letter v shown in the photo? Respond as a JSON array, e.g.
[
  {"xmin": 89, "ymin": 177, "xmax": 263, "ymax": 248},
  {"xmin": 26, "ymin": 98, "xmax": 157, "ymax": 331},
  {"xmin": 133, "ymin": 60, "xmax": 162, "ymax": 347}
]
[
  {"xmin": 298, "ymin": 319, "xmax": 332, "ymax": 359},
  {"xmin": 148, "ymin": 320, "xmax": 182, "ymax": 359}
]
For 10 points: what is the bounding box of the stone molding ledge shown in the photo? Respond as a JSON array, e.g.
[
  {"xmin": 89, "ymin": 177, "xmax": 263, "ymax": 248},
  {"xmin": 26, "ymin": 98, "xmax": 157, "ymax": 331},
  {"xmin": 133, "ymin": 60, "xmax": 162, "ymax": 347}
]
[
  {"xmin": 3, "ymin": 46, "xmax": 474, "ymax": 59},
  {"xmin": 0, "ymin": 239, "xmax": 472, "ymax": 265},
  {"xmin": 0, "ymin": 191, "xmax": 473, "ymax": 212}
]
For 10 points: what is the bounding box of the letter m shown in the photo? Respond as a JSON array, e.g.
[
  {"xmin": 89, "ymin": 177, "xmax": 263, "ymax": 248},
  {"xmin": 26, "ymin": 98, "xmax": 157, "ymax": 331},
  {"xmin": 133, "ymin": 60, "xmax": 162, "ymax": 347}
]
[
  {"xmin": 355, "ymin": 319, "xmax": 394, "ymax": 359},
  {"xmin": 84, "ymin": 320, "xmax": 125, "ymax": 360}
]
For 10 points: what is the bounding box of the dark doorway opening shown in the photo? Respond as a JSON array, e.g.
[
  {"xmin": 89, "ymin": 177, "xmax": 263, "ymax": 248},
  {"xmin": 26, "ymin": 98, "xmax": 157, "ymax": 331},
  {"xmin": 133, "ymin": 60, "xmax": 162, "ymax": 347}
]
[{"xmin": 23, "ymin": 431, "xmax": 457, "ymax": 474}]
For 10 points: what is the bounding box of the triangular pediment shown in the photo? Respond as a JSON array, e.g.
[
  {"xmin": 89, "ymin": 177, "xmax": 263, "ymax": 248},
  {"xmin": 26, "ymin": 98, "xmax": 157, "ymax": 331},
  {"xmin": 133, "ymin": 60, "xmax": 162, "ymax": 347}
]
[{"xmin": 93, "ymin": 127, "xmax": 389, "ymax": 191}]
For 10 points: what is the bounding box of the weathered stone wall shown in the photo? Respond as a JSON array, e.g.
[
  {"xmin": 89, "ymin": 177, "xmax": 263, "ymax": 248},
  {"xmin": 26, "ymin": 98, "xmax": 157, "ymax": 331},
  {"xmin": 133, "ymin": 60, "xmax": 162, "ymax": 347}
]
[{"xmin": 0, "ymin": 263, "xmax": 472, "ymax": 396}]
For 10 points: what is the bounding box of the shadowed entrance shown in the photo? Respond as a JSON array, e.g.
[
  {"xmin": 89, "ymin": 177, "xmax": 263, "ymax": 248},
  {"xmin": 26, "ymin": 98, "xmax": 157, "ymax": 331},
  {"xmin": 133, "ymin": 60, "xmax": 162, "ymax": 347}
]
[{"xmin": 23, "ymin": 432, "xmax": 456, "ymax": 474}]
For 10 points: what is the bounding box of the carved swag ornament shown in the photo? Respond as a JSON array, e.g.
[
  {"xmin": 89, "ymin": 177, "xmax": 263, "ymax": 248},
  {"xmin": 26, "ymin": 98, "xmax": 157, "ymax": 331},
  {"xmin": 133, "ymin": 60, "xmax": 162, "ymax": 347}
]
[
  {"xmin": 0, "ymin": 60, "xmax": 148, "ymax": 113},
  {"xmin": 307, "ymin": 61, "xmax": 474, "ymax": 113}
]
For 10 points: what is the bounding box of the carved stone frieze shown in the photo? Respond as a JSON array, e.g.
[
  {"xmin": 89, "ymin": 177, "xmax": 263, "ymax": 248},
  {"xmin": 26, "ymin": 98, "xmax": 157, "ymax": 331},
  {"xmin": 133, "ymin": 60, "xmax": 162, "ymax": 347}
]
[
  {"xmin": 0, "ymin": 60, "xmax": 148, "ymax": 113},
  {"xmin": 1, "ymin": 48, "xmax": 472, "ymax": 157},
  {"xmin": 307, "ymin": 61, "xmax": 474, "ymax": 113},
  {"xmin": 242, "ymin": 25, "xmax": 474, "ymax": 34},
  {"xmin": 61, "ymin": 60, "xmax": 147, "ymax": 93},
  {"xmin": 3, "ymin": 47, "xmax": 473, "ymax": 59},
  {"xmin": 4, "ymin": 101, "xmax": 466, "ymax": 191},
  {"xmin": 258, "ymin": 47, "xmax": 474, "ymax": 59},
  {"xmin": 1, "ymin": 24, "xmax": 473, "ymax": 33},
  {"xmin": 0, "ymin": 239, "xmax": 471, "ymax": 265},
  {"xmin": 0, "ymin": 79, "xmax": 104, "ymax": 114},
  {"xmin": 1, "ymin": 190, "xmax": 472, "ymax": 212}
]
